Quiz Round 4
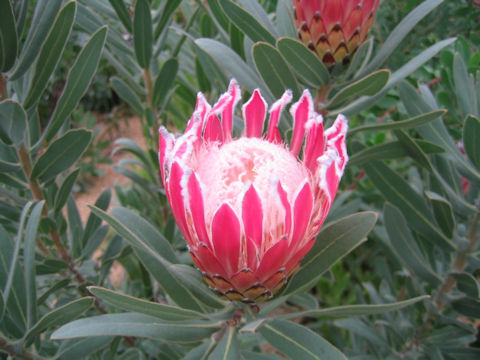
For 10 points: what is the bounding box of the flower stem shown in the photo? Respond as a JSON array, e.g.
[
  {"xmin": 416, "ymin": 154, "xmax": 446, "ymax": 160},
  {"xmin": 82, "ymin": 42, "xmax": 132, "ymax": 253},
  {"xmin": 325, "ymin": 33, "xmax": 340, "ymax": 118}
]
[
  {"xmin": 0, "ymin": 335, "xmax": 47, "ymax": 360},
  {"xmin": 435, "ymin": 208, "xmax": 480, "ymax": 310}
]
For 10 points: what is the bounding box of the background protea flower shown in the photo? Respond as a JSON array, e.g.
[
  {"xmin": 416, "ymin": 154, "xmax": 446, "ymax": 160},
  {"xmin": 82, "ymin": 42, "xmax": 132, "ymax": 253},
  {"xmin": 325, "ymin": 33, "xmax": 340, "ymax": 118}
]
[
  {"xmin": 294, "ymin": 0, "xmax": 381, "ymax": 66},
  {"xmin": 159, "ymin": 80, "xmax": 348, "ymax": 303}
]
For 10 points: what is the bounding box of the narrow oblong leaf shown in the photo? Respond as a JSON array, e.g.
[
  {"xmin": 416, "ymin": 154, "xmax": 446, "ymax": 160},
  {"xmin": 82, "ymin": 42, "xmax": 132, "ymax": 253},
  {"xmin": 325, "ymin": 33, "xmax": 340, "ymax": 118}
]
[
  {"xmin": 55, "ymin": 337, "xmax": 113, "ymax": 360},
  {"xmin": 364, "ymin": 160, "xmax": 455, "ymax": 250},
  {"xmin": 399, "ymin": 81, "xmax": 480, "ymax": 183},
  {"xmin": 253, "ymin": 42, "xmax": 301, "ymax": 99},
  {"xmin": 425, "ymin": 191, "xmax": 455, "ymax": 238},
  {"xmin": 463, "ymin": 115, "xmax": 480, "ymax": 169},
  {"xmin": 209, "ymin": 325, "xmax": 241, "ymax": 360},
  {"xmin": 154, "ymin": 0, "xmax": 182, "ymax": 38},
  {"xmin": 24, "ymin": 201, "xmax": 45, "ymax": 329},
  {"xmin": 278, "ymin": 295, "xmax": 429, "ymax": 320},
  {"xmin": 25, "ymin": 297, "xmax": 93, "ymax": 343},
  {"xmin": 328, "ymin": 70, "xmax": 390, "ymax": 109},
  {"xmin": 277, "ymin": 37, "xmax": 329, "ymax": 87},
  {"xmin": 454, "ymin": 53, "xmax": 477, "ymax": 117},
  {"xmin": 195, "ymin": 38, "xmax": 268, "ymax": 98},
  {"xmin": 88, "ymin": 206, "xmax": 209, "ymax": 312},
  {"xmin": 153, "ymin": 58, "xmax": 179, "ymax": 108},
  {"xmin": 45, "ymin": 26, "xmax": 107, "ymax": 141},
  {"xmin": 359, "ymin": 0, "xmax": 444, "ymax": 77},
  {"xmin": 51, "ymin": 313, "xmax": 221, "ymax": 343},
  {"xmin": 451, "ymin": 273, "xmax": 480, "ymax": 298},
  {"xmin": 349, "ymin": 110, "xmax": 446, "ymax": 136},
  {"xmin": 259, "ymin": 319, "xmax": 347, "ymax": 360},
  {"xmin": 108, "ymin": 0, "xmax": 132, "ymax": 33},
  {"xmin": 0, "ymin": 0, "xmax": 18, "ymax": 72},
  {"xmin": 111, "ymin": 76, "xmax": 144, "ymax": 115},
  {"xmin": 82, "ymin": 188, "xmax": 111, "ymax": 247},
  {"xmin": 184, "ymin": 339, "xmax": 215, "ymax": 360},
  {"xmin": 219, "ymin": 0, "xmax": 276, "ymax": 45},
  {"xmin": 282, "ymin": 212, "xmax": 377, "ymax": 296},
  {"xmin": 338, "ymin": 38, "xmax": 456, "ymax": 117},
  {"xmin": 23, "ymin": 1, "xmax": 77, "ymax": 109},
  {"xmin": 0, "ymin": 100, "xmax": 27, "ymax": 146},
  {"xmin": 133, "ymin": 0, "xmax": 152, "ymax": 69},
  {"xmin": 31, "ymin": 129, "xmax": 92, "ymax": 183},
  {"xmin": 54, "ymin": 168, "xmax": 80, "ymax": 214},
  {"xmin": 10, "ymin": 0, "xmax": 62, "ymax": 80},
  {"xmin": 349, "ymin": 140, "xmax": 444, "ymax": 167},
  {"xmin": 88, "ymin": 286, "xmax": 206, "ymax": 321},
  {"xmin": 384, "ymin": 203, "xmax": 442, "ymax": 286}
]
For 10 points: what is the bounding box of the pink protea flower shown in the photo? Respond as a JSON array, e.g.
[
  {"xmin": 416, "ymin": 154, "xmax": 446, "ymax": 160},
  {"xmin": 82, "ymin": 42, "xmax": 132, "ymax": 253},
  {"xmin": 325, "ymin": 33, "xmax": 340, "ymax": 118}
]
[
  {"xmin": 294, "ymin": 0, "xmax": 380, "ymax": 66},
  {"xmin": 159, "ymin": 80, "xmax": 348, "ymax": 303}
]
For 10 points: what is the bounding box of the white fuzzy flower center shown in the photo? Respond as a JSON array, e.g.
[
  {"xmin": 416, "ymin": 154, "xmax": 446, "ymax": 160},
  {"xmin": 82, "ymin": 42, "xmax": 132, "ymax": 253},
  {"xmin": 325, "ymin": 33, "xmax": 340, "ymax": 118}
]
[{"xmin": 192, "ymin": 138, "xmax": 309, "ymax": 226}]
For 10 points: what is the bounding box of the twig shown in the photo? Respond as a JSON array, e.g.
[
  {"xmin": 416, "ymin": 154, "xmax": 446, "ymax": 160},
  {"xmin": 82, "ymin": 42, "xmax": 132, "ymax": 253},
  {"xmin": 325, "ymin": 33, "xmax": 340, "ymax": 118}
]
[{"xmin": 0, "ymin": 335, "xmax": 47, "ymax": 360}]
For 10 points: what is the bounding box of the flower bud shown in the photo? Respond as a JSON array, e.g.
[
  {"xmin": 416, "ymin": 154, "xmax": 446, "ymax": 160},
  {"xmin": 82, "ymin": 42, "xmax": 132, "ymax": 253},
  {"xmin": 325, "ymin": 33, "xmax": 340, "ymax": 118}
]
[
  {"xmin": 293, "ymin": 0, "xmax": 380, "ymax": 66},
  {"xmin": 159, "ymin": 80, "xmax": 348, "ymax": 302}
]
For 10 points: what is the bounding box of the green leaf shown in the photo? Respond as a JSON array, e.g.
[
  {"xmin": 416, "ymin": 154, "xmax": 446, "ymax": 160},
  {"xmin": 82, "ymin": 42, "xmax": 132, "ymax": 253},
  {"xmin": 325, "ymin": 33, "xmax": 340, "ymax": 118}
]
[
  {"xmin": 80, "ymin": 225, "xmax": 108, "ymax": 260},
  {"xmin": 0, "ymin": 290, "xmax": 4, "ymax": 322},
  {"xmin": 133, "ymin": 0, "xmax": 152, "ymax": 69},
  {"xmin": 242, "ymin": 351, "xmax": 285, "ymax": 360},
  {"xmin": 23, "ymin": 1, "xmax": 77, "ymax": 109},
  {"xmin": 339, "ymin": 38, "xmax": 456, "ymax": 117},
  {"xmin": 278, "ymin": 295, "xmax": 429, "ymax": 321},
  {"xmin": 0, "ymin": 0, "xmax": 18, "ymax": 72},
  {"xmin": 349, "ymin": 110, "xmax": 446, "ymax": 136},
  {"xmin": 195, "ymin": 38, "xmax": 268, "ymax": 98},
  {"xmin": 154, "ymin": 0, "xmax": 182, "ymax": 38},
  {"xmin": 184, "ymin": 339, "xmax": 215, "ymax": 360},
  {"xmin": 282, "ymin": 212, "xmax": 377, "ymax": 296},
  {"xmin": 67, "ymin": 195, "xmax": 84, "ymax": 259},
  {"xmin": 219, "ymin": 0, "xmax": 276, "ymax": 45},
  {"xmin": 349, "ymin": 140, "xmax": 444, "ymax": 167},
  {"xmin": 51, "ymin": 313, "xmax": 221, "ymax": 343},
  {"xmin": 253, "ymin": 42, "xmax": 300, "ymax": 99},
  {"xmin": 395, "ymin": 129, "xmax": 433, "ymax": 171},
  {"xmin": 23, "ymin": 201, "xmax": 45, "ymax": 329},
  {"xmin": 55, "ymin": 337, "xmax": 113, "ymax": 360},
  {"xmin": 45, "ymin": 26, "xmax": 107, "ymax": 141},
  {"xmin": 9, "ymin": 0, "xmax": 62, "ymax": 80},
  {"xmin": 153, "ymin": 58, "xmax": 179, "ymax": 108},
  {"xmin": 451, "ymin": 273, "xmax": 480, "ymax": 298},
  {"xmin": 111, "ymin": 76, "xmax": 144, "ymax": 115},
  {"xmin": 3, "ymin": 202, "xmax": 33, "ymax": 314},
  {"xmin": 359, "ymin": 0, "xmax": 444, "ymax": 76},
  {"xmin": 276, "ymin": 37, "xmax": 329, "ymax": 87},
  {"xmin": 425, "ymin": 191, "xmax": 455, "ymax": 238},
  {"xmin": 88, "ymin": 206, "xmax": 209, "ymax": 312},
  {"xmin": 108, "ymin": 0, "xmax": 132, "ymax": 33},
  {"xmin": 399, "ymin": 81, "xmax": 480, "ymax": 183},
  {"xmin": 54, "ymin": 168, "xmax": 80, "ymax": 214},
  {"xmin": 209, "ymin": 325, "xmax": 241, "ymax": 360},
  {"xmin": 0, "ymin": 100, "xmax": 27, "ymax": 146},
  {"xmin": 31, "ymin": 129, "xmax": 92, "ymax": 183},
  {"xmin": 25, "ymin": 297, "xmax": 93, "ymax": 343},
  {"xmin": 82, "ymin": 188, "xmax": 111, "ymax": 247},
  {"xmin": 88, "ymin": 286, "xmax": 206, "ymax": 321},
  {"xmin": 363, "ymin": 160, "xmax": 455, "ymax": 250},
  {"xmin": 384, "ymin": 203, "xmax": 442, "ymax": 286},
  {"xmin": 328, "ymin": 70, "xmax": 390, "ymax": 109},
  {"xmin": 451, "ymin": 297, "xmax": 480, "ymax": 318},
  {"xmin": 0, "ymin": 159, "xmax": 22, "ymax": 173},
  {"xmin": 259, "ymin": 319, "xmax": 347, "ymax": 360},
  {"xmin": 464, "ymin": 115, "xmax": 480, "ymax": 169},
  {"xmin": 240, "ymin": 0, "xmax": 278, "ymax": 37},
  {"xmin": 454, "ymin": 52, "xmax": 477, "ymax": 117}
]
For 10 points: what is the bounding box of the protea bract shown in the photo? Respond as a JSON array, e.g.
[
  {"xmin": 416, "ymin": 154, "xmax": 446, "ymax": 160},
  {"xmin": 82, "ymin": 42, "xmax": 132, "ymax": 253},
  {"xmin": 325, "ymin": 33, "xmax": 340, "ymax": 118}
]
[
  {"xmin": 294, "ymin": 0, "xmax": 380, "ymax": 66},
  {"xmin": 159, "ymin": 80, "xmax": 348, "ymax": 303}
]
